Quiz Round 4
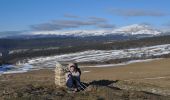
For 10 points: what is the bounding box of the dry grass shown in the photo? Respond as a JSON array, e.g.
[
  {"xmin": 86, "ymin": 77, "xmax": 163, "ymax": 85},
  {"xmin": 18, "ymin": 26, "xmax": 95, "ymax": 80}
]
[{"xmin": 1, "ymin": 58, "xmax": 170, "ymax": 99}]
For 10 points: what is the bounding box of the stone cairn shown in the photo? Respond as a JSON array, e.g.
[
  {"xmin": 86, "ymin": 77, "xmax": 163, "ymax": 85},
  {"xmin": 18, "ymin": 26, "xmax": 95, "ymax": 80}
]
[{"xmin": 55, "ymin": 63, "xmax": 66, "ymax": 87}]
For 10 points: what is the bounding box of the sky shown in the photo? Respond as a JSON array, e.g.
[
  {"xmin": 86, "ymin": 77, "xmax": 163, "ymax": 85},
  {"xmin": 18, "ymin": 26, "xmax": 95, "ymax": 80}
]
[{"xmin": 0, "ymin": 0, "xmax": 170, "ymax": 35}]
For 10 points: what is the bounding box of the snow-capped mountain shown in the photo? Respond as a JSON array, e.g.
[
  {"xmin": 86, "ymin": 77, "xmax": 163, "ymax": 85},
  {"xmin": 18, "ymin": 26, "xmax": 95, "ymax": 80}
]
[
  {"xmin": 28, "ymin": 24, "xmax": 161, "ymax": 38},
  {"xmin": 1, "ymin": 24, "xmax": 162, "ymax": 39},
  {"xmin": 112, "ymin": 24, "xmax": 161, "ymax": 35},
  {"xmin": 31, "ymin": 30, "xmax": 111, "ymax": 37}
]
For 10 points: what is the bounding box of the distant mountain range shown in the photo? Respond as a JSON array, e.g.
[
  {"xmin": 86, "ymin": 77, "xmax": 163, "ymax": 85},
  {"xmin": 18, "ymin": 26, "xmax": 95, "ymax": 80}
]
[{"xmin": 3, "ymin": 24, "xmax": 169, "ymax": 39}]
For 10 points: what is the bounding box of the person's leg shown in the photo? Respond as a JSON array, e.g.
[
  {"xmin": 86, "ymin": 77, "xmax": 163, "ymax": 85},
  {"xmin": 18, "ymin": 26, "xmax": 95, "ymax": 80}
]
[
  {"xmin": 72, "ymin": 79, "xmax": 78, "ymax": 92},
  {"xmin": 73, "ymin": 77, "xmax": 84, "ymax": 91},
  {"xmin": 66, "ymin": 76, "xmax": 73, "ymax": 89}
]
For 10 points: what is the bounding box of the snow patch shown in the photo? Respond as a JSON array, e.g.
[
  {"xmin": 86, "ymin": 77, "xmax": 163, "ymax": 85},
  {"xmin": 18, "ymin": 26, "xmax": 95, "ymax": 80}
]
[
  {"xmin": 1, "ymin": 43, "xmax": 170, "ymax": 74},
  {"xmin": 30, "ymin": 24, "xmax": 161, "ymax": 37},
  {"xmin": 83, "ymin": 71, "xmax": 91, "ymax": 73}
]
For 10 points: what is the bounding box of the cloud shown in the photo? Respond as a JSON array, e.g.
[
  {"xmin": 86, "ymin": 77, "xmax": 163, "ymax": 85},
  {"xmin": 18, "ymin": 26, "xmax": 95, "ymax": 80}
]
[
  {"xmin": 64, "ymin": 14, "xmax": 80, "ymax": 18},
  {"xmin": 88, "ymin": 17, "xmax": 107, "ymax": 23},
  {"xmin": 31, "ymin": 20, "xmax": 96, "ymax": 31},
  {"xmin": 97, "ymin": 24, "xmax": 115, "ymax": 28},
  {"xmin": 110, "ymin": 8, "xmax": 168, "ymax": 17},
  {"xmin": 31, "ymin": 17, "xmax": 114, "ymax": 31}
]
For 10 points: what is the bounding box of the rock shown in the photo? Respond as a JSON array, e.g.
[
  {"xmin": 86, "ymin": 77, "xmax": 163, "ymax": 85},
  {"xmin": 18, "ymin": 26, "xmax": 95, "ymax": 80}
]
[{"xmin": 54, "ymin": 63, "xmax": 66, "ymax": 88}]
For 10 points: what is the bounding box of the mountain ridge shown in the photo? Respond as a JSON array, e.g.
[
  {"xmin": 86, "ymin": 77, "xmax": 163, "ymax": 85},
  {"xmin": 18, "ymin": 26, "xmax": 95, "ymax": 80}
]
[{"xmin": 1, "ymin": 24, "xmax": 163, "ymax": 39}]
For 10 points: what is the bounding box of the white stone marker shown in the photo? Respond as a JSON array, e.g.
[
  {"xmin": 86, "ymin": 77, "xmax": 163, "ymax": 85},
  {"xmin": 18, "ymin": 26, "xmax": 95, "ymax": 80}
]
[{"xmin": 55, "ymin": 63, "xmax": 66, "ymax": 87}]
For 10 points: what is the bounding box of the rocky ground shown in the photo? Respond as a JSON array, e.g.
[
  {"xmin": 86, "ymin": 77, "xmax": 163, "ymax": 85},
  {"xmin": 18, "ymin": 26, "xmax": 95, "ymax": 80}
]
[
  {"xmin": 0, "ymin": 77, "xmax": 170, "ymax": 100},
  {"xmin": 1, "ymin": 58, "xmax": 170, "ymax": 100}
]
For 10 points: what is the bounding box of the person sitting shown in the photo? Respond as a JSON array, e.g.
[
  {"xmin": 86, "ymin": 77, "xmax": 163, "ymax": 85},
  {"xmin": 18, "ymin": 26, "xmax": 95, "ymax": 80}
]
[{"xmin": 66, "ymin": 63, "xmax": 81, "ymax": 92}]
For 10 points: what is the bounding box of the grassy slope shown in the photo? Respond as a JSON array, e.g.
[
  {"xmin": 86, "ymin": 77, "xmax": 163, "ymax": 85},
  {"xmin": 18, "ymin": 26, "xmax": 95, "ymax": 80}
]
[{"xmin": 1, "ymin": 58, "xmax": 170, "ymax": 99}]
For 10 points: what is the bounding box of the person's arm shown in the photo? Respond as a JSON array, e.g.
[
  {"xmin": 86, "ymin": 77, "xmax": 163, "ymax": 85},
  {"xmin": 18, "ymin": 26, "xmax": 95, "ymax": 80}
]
[
  {"xmin": 72, "ymin": 71, "xmax": 81, "ymax": 82},
  {"xmin": 72, "ymin": 71, "xmax": 80, "ymax": 77},
  {"xmin": 65, "ymin": 72, "xmax": 72, "ymax": 81}
]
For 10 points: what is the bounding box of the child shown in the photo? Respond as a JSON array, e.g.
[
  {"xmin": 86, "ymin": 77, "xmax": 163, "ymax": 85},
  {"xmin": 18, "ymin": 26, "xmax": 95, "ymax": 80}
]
[{"xmin": 66, "ymin": 63, "xmax": 81, "ymax": 92}]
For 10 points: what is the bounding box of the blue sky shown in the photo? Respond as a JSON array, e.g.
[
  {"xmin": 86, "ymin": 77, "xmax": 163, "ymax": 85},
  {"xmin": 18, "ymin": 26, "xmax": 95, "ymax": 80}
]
[{"xmin": 0, "ymin": 0, "xmax": 170, "ymax": 32}]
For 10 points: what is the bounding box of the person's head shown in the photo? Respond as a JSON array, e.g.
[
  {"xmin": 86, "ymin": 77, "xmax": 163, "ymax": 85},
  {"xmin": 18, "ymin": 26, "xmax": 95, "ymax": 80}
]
[
  {"xmin": 68, "ymin": 63, "xmax": 74, "ymax": 70},
  {"xmin": 69, "ymin": 65, "xmax": 75, "ymax": 72},
  {"xmin": 68, "ymin": 63, "xmax": 78, "ymax": 68}
]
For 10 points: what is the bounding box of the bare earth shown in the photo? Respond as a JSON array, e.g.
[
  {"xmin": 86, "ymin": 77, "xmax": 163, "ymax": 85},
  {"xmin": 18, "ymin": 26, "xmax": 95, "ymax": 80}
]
[
  {"xmin": 0, "ymin": 58, "xmax": 170, "ymax": 99},
  {"xmin": 82, "ymin": 58, "xmax": 170, "ymax": 88}
]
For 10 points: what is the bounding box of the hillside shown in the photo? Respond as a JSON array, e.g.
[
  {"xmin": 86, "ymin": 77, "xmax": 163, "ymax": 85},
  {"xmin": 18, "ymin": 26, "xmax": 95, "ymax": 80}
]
[
  {"xmin": 1, "ymin": 34, "xmax": 170, "ymax": 64},
  {"xmin": 1, "ymin": 58, "xmax": 170, "ymax": 100}
]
